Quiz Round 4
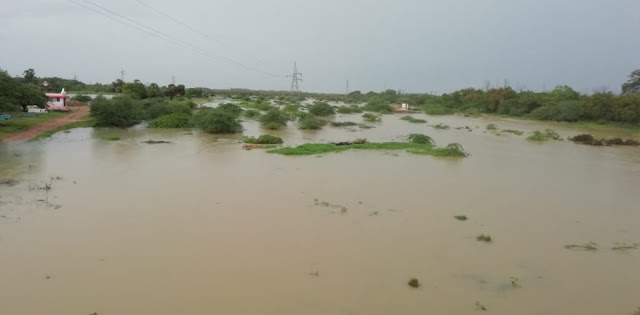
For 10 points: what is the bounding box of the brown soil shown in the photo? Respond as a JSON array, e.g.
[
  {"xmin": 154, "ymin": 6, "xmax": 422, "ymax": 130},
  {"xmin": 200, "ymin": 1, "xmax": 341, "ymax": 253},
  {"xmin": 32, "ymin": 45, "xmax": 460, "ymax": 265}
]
[{"xmin": 3, "ymin": 106, "xmax": 90, "ymax": 143}]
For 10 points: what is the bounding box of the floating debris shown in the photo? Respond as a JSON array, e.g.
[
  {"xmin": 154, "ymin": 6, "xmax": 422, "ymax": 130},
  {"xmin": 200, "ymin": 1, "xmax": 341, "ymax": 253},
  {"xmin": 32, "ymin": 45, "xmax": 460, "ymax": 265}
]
[
  {"xmin": 611, "ymin": 242, "xmax": 639, "ymax": 251},
  {"xmin": 475, "ymin": 301, "xmax": 488, "ymax": 311},
  {"xmin": 476, "ymin": 234, "xmax": 493, "ymax": 243},
  {"xmin": 564, "ymin": 241, "xmax": 598, "ymax": 251},
  {"xmin": 0, "ymin": 179, "xmax": 19, "ymax": 186},
  {"xmin": 509, "ymin": 276, "xmax": 521, "ymax": 288}
]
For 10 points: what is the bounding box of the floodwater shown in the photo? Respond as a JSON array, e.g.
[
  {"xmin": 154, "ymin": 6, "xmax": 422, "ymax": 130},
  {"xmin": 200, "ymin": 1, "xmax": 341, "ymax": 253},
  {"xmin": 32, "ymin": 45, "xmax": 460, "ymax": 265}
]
[{"xmin": 1, "ymin": 113, "xmax": 639, "ymax": 315}]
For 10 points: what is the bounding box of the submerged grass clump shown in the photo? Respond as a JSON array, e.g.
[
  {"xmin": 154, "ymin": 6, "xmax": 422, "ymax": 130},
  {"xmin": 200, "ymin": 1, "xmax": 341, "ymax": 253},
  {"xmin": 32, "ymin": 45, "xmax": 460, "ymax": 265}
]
[
  {"xmin": 564, "ymin": 241, "xmax": 598, "ymax": 251},
  {"xmin": 103, "ymin": 135, "xmax": 120, "ymax": 141},
  {"xmin": 611, "ymin": 242, "xmax": 639, "ymax": 251},
  {"xmin": 330, "ymin": 121, "xmax": 358, "ymax": 127},
  {"xmin": 267, "ymin": 137, "xmax": 468, "ymax": 157},
  {"xmin": 400, "ymin": 116, "xmax": 427, "ymax": 123},
  {"xmin": 362, "ymin": 113, "xmax": 382, "ymax": 122},
  {"xmin": 502, "ymin": 129, "xmax": 524, "ymax": 136},
  {"xmin": 431, "ymin": 123, "xmax": 450, "ymax": 130},
  {"xmin": 486, "ymin": 124, "xmax": 498, "ymax": 130},
  {"xmin": 569, "ymin": 134, "xmax": 640, "ymax": 146},
  {"xmin": 408, "ymin": 133, "xmax": 434, "ymax": 145},
  {"xmin": 408, "ymin": 278, "xmax": 420, "ymax": 288},
  {"xmin": 243, "ymin": 134, "xmax": 283, "ymax": 144},
  {"xmin": 527, "ymin": 129, "xmax": 561, "ymax": 141},
  {"xmin": 476, "ymin": 234, "xmax": 492, "ymax": 243},
  {"xmin": 454, "ymin": 215, "xmax": 468, "ymax": 221}
]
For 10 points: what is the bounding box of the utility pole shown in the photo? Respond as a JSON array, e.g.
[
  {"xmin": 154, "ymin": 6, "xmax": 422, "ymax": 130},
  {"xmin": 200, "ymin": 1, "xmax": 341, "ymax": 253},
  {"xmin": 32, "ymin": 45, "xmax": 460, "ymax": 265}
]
[
  {"xmin": 346, "ymin": 80, "xmax": 349, "ymax": 95},
  {"xmin": 73, "ymin": 73, "xmax": 77, "ymax": 81},
  {"xmin": 172, "ymin": 75, "xmax": 175, "ymax": 85},
  {"xmin": 120, "ymin": 67, "xmax": 125, "ymax": 82},
  {"xmin": 288, "ymin": 62, "xmax": 303, "ymax": 93}
]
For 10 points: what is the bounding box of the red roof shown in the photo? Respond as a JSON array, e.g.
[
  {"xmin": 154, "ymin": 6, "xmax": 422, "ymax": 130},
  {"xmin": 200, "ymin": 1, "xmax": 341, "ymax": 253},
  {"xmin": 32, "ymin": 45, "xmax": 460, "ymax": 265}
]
[{"xmin": 46, "ymin": 94, "xmax": 69, "ymax": 98}]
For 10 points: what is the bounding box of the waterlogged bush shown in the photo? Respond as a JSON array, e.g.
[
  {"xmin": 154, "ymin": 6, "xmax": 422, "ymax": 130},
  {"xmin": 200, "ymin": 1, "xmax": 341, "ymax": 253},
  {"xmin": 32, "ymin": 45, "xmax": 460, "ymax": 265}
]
[
  {"xmin": 91, "ymin": 95, "xmax": 143, "ymax": 127},
  {"xmin": 486, "ymin": 124, "xmax": 498, "ymax": 130},
  {"xmin": 530, "ymin": 100, "xmax": 581, "ymax": 122},
  {"xmin": 363, "ymin": 97, "xmax": 392, "ymax": 113},
  {"xmin": 192, "ymin": 108, "xmax": 242, "ymax": 134},
  {"xmin": 243, "ymin": 134, "xmax": 283, "ymax": 144},
  {"xmin": 336, "ymin": 106, "xmax": 363, "ymax": 114},
  {"xmin": 423, "ymin": 104, "xmax": 455, "ymax": 115},
  {"xmin": 298, "ymin": 114, "xmax": 327, "ymax": 130},
  {"xmin": 362, "ymin": 113, "xmax": 382, "ymax": 122},
  {"xmin": 283, "ymin": 104, "xmax": 302, "ymax": 114},
  {"xmin": 259, "ymin": 108, "xmax": 288, "ymax": 130},
  {"xmin": 408, "ymin": 134, "xmax": 434, "ymax": 145},
  {"xmin": 242, "ymin": 109, "xmax": 261, "ymax": 118},
  {"xmin": 142, "ymin": 98, "xmax": 192, "ymax": 120},
  {"xmin": 431, "ymin": 143, "xmax": 468, "ymax": 157},
  {"xmin": 148, "ymin": 113, "xmax": 193, "ymax": 128},
  {"xmin": 71, "ymin": 94, "xmax": 91, "ymax": 102},
  {"xmin": 217, "ymin": 103, "xmax": 243, "ymax": 117},
  {"xmin": 527, "ymin": 129, "xmax": 561, "ymax": 141},
  {"xmin": 308, "ymin": 102, "xmax": 336, "ymax": 116},
  {"xmin": 330, "ymin": 121, "xmax": 358, "ymax": 127}
]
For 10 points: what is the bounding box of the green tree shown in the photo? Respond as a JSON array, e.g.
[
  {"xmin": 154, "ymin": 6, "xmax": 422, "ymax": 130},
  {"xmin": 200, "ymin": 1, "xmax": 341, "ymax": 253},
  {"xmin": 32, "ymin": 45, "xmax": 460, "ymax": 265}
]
[
  {"xmin": 122, "ymin": 80, "xmax": 147, "ymax": 99},
  {"xmin": 580, "ymin": 92, "xmax": 614, "ymax": 121},
  {"xmin": 23, "ymin": 68, "xmax": 36, "ymax": 84},
  {"xmin": 308, "ymin": 102, "xmax": 335, "ymax": 116},
  {"xmin": 147, "ymin": 83, "xmax": 161, "ymax": 98},
  {"xmin": 621, "ymin": 69, "xmax": 640, "ymax": 94},
  {"xmin": 0, "ymin": 70, "xmax": 47, "ymax": 111}
]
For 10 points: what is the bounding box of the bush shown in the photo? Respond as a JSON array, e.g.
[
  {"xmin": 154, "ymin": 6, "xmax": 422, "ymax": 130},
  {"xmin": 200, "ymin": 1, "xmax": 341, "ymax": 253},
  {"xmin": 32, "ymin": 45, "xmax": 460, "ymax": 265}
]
[
  {"xmin": 243, "ymin": 134, "xmax": 283, "ymax": 144},
  {"xmin": 363, "ymin": 97, "xmax": 392, "ymax": 113},
  {"xmin": 91, "ymin": 95, "xmax": 143, "ymax": 127},
  {"xmin": 423, "ymin": 104, "xmax": 454, "ymax": 115},
  {"xmin": 298, "ymin": 114, "xmax": 327, "ymax": 129},
  {"xmin": 217, "ymin": 103, "xmax": 243, "ymax": 117},
  {"xmin": 192, "ymin": 108, "xmax": 242, "ymax": 134},
  {"xmin": 308, "ymin": 102, "xmax": 335, "ymax": 116},
  {"xmin": 142, "ymin": 98, "xmax": 192, "ymax": 120},
  {"xmin": 530, "ymin": 100, "xmax": 581, "ymax": 122},
  {"xmin": 259, "ymin": 108, "xmax": 288, "ymax": 130},
  {"xmin": 71, "ymin": 94, "xmax": 92, "ymax": 102},
  {"xmin": 148, "ymin": 113, "xmax": 193, "ymax": 128},
  {"xmin": 243, "ymin": 109, "xmax": 261, "ymax": 118},
  {"xmin": 527, "ymin": 129, "xmax": 561, "ymax": 141},
  {"xmin": 362, "ymin": 113, "xmax": 381, "ymax": 122}
]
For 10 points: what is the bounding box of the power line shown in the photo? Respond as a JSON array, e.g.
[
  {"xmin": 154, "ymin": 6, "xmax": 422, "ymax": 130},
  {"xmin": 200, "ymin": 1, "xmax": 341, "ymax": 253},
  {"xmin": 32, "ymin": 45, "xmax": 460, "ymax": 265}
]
[{"xmin": 70, "ymin": 0, "xmax": 286, "ymax": 78}]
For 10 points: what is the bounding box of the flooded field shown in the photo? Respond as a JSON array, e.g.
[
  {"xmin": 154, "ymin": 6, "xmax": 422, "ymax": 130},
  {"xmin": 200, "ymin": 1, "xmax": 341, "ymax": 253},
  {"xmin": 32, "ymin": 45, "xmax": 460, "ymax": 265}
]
[{"xmin": 1, "ymin": 113, "xmax": 639, "ymax": 315}]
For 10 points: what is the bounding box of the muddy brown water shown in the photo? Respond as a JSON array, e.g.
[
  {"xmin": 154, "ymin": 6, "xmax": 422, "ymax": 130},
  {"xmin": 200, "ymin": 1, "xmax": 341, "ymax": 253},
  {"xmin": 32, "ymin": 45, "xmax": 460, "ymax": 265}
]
[{"xmin": 1, "ymin": 113, "xmax": 639, "ymax": 315}]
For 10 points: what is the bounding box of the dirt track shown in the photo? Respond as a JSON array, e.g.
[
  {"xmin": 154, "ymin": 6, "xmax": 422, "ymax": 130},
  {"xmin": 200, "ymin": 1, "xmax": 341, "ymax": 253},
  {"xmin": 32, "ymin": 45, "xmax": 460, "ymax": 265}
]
[{"xmin": 3, "ymin": 106, "xmax": 90, "ymax": 143}]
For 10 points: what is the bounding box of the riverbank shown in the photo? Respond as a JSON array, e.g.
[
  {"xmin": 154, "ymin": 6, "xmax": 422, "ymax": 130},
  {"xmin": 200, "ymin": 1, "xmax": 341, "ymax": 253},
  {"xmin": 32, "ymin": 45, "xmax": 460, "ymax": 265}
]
[{"xmin": 2, "ymin": 106, "xmax": 90, "ymax": 143}]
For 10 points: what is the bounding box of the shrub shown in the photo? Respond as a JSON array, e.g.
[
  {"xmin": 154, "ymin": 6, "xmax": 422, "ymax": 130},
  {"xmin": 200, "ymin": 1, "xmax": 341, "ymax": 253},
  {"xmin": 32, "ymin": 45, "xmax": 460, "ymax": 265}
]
[
  {"xmin": 330, "ymin": 121, "xmax": 358, "ymax": 127},
  {"xmin": 142, "ymin": 98, "xmax": 192, "ymax": 120},
  {"xmin": 363, "ymin": 98, "xmax": 392, "ymax": 113},
  {"xmin": 217, "ymin": 103, "xmax": 243, "ymax": 117},
  {"xmin": 362, "ymin": 113, "xmax": 381, "ymax": 122},
  {"xmin": 423, "ymin": 104, "xmax": 454, "ymax": 115},
  {"xmin": 71, "ymin": 94, "xmax": 91, "ymax": 102},
  {"xmin": 192, "ymin": 108, "xmax": 242, "ymax": 134},
  {"xmin": 90, "ymin": 95, "xmax": 143, "ymax": 127},
  {"xmin": 486, "ymin": 124, "xmax": 498, "ymax": 130},
  {"xmin": 298, "ymin": 114, "xmax": 327, "ymax": 129},
  {"xmin": 148, "ymin": 113, "xmax": 193, "ymax": 128},
  {"xmin": 400, "ymin": 116, "xmax": 427, "ymax": 123},
  {"xmin": 530, "ymin": 100, "xmax": 581, "ymax": 122},
  {"xmin": 243, "ymin": 134, "xmax": 283, "ymax": 144},
  {"xmin": 259, "ymin": 108, "xmax": 288, "ymax": 130},
  {"xmin": 308, "ymin": 102, "xmax": 336, "ymax": 116},
  {"xmin": 242, "ymin": 109, "xmax": 261, "ymax": 118},
  {"xmin": 283, "ymin": 104, "xmax": 302, "ymax": 114}
]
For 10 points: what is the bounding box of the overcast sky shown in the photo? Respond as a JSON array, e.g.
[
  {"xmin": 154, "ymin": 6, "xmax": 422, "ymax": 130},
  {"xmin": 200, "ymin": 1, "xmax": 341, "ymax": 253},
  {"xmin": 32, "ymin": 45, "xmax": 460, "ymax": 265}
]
[{"xmin": 1, "ymin": 0, "xmax": 639, "ymax": 94}]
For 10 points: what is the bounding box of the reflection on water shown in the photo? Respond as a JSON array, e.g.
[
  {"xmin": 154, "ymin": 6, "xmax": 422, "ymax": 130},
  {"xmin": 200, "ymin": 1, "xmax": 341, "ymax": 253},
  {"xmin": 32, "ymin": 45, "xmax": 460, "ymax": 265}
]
[{"xmin": 0, "ymin": 114, "xmax": 639, "ymax": 315}]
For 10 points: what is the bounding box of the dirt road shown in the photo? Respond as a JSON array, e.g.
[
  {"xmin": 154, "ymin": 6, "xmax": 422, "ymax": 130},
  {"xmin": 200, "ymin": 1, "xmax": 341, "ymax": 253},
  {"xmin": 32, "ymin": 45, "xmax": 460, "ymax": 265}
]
[{"xmin": 3, "ymin": 106, "xmax": 90, "ymax": 143}]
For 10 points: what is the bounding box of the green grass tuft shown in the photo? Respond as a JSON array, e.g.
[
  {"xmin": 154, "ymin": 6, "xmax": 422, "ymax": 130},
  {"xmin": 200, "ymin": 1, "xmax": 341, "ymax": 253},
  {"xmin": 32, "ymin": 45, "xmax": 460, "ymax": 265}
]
[
  {"xmin": 476, "ymin": 234, "xmax": 493, "ymax": 243},
  {"xmin": 400, "ymin": 116, "xmax": 427, "ymax": 123},
  {"xmin": 527, "ymin": 129, "xmax": 561, "ymax": 141},
  {"xmin": 564, "ymin": 242, "xmax": 598, "ymax": 251},
  {"xmin": 243, "ymin": 134, "xmax": 283, "ymax": 144},
  {"xmin": 103, "ymin": 135, "xmax": 121, "ymax": 141}
]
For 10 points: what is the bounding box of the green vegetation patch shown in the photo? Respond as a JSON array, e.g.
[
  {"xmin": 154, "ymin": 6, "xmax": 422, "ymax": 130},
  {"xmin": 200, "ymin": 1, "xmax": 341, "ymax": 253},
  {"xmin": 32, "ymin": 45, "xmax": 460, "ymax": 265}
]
[
  {"xmin": 502, "ymin": 129, "xmax": 524, "ymax": 136},
  {"xmin": 454, "ymin": 215, "xmax": 468, "ymax": 221},
  {"xmin": 611, "ymin": 242, "xmax": 639, "ymax": 251},
  {"xmin": 308, "ymin": 102, "xmax": 335, "ymax": 116},
  {"xmin": 431, "ymin": 123, "xmax": 450, "ymax": 130},
  {"xmin": 259, "ymin": 108, "xmax": 289, "ymax": 130},
  {"xmin": 243, "ymin": 134, "xmax": 283, "ymax": 144},
  {"xmin": 476, "ymin": 234, "xmax": 493, "ymax": 243},
  {"xmin": 298, "ymin": 114, "xmax": 328, "ymax": 130},
  {"xmin": 407, "ymin": 278, "xmax": 420, "ymax": 288},
  {"xmin": 486, "ymin": 124, "xmax": 498, "ymax": 130},
  {"xmin": 400, "ymin": 116, "xmax": 427, "ymax": 123},
  {"xmin": 527, "ymin": 129, "xmax": 561, "ymax": 141},
  {"xmin": 336, "ymin": 106, "xmax": 363, "ymax": 114},
  {"xmin": 0, "ymin": 112, "xmax": 67, "ymax": 140},
  {"xmin": 193, "ymin": 108, "xmax": 243, "ymax": 134},
  {"xmin": 148, "ymin": 113, "xmax": 193, "ymax": 128}
]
